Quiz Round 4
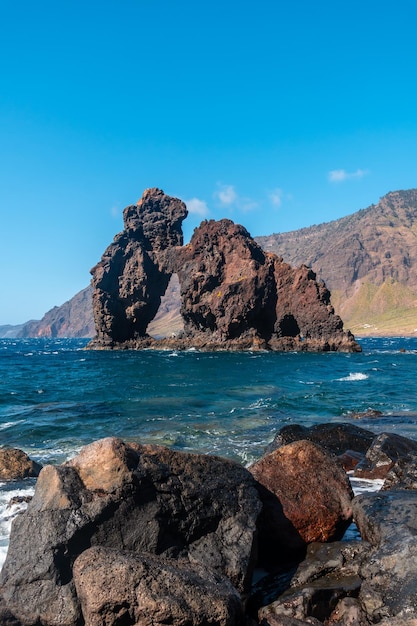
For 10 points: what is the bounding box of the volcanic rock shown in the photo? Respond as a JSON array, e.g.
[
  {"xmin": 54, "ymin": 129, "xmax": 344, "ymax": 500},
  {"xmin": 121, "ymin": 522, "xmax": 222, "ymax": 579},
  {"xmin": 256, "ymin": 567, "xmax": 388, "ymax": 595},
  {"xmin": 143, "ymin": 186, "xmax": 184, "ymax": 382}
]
[
  {"xmin": 176, "ymin": 218, "xmax": 277, "ymax": 347},
  {"xmin": 88, "ymin": 189, "xmax": 360, "ymax": 352},
  {"xmin": 73, "ymin": 546, "xmax": 242, "ymax": 626},
  {"xmin": 353, "ymin": 431, "xmax": 417, "ymax": 480},
  {"xmin": 0, "ymin": 437, "xmax": 261, "ymax": 625},
  {"xmin": 0, "ymin": 448, "xmax": 42, "ymax": 480},
  {"xmin": 352, "ymin": 490, "xmax": 417, "ymax": 621},
  {"xmin": 265, "ymin": 423, "xmax": 375, "ymax": 457},
  {"xmin": 250, "ymin": 441, "xmax": 354, "ymax": 546},
  {"xmin": 89, "ymin": 188, "xmax": 187, "ymax": 345},
  {"xmin": 382, "ymin": 451, "xmax": 417, "ymax": 490}
]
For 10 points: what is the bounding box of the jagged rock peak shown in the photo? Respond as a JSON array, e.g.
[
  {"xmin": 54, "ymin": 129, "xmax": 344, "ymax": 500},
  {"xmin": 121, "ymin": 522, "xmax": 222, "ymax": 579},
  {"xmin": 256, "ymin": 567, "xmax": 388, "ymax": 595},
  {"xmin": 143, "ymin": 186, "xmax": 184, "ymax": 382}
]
[
  {"xmin": 90, "ymin": 188, "xmax": 188, "ymax": 345},
  {"xmin": 123, "ymin": 187, "xmax": 188, "ymax": 249}
]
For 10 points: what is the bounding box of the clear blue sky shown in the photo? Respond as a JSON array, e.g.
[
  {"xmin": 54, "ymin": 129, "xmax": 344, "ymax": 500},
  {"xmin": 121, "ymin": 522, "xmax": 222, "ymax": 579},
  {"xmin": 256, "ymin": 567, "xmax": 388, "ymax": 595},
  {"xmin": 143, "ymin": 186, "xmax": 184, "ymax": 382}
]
[{"xmin": 1, "ymin": 1, "xmax": 417, "ymax": 325}]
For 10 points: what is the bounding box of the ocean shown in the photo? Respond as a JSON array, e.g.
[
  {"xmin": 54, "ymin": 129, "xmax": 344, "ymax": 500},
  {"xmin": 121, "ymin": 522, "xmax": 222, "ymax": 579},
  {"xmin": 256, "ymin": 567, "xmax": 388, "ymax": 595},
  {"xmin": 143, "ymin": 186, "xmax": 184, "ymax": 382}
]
[{"xmin": 1, "ymin": 335, "xmax": 417, "ymax": 567}]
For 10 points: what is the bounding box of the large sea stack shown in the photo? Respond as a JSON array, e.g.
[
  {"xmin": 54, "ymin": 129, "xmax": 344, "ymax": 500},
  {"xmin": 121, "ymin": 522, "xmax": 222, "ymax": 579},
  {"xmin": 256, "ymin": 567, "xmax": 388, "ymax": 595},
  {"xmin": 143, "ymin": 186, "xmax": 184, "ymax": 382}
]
[{"xmin": 88, "ymin": 188, "xmax": 360, "ymax": 352}]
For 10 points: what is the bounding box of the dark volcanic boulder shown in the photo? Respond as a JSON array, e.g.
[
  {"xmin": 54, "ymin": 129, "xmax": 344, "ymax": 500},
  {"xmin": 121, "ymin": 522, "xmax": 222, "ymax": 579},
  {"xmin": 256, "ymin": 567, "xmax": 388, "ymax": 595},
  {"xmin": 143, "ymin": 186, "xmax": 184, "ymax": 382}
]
[
  {"xmin": 265, "ymin": 422, "xmax": 375, "ymax": 457},
  {"xmin": 0, "ymin": 447, "xmax": 42, "ymax": 480},
  {"xmin": 353, "ymin": 431, "xmax": 417, "ymax": 480},
  {"xmin": 250, "ymin": 441, "xmax": 354, "ymax": 546},
  {"xmin": 0, "ymin": 438, "xmax": 261, "ymax": 626},
  {"xmin": 353, "ymin": 490, "xmax": 417, "ymax": 621},
  {"xmin": 382, "ymin": 451, "xmax": 417, "ymax": 490},
  {"xmin": 73, "ymin": 546, "xmax": 243, "ymax": 626}
]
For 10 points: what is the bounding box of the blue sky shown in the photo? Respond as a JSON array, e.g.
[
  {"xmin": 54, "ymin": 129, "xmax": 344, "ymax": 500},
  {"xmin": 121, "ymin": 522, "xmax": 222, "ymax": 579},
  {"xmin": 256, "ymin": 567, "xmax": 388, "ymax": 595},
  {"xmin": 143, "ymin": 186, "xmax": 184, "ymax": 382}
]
[{"xmin": 1, "ymin": 1, "xmax": 417, "ymax": 325}]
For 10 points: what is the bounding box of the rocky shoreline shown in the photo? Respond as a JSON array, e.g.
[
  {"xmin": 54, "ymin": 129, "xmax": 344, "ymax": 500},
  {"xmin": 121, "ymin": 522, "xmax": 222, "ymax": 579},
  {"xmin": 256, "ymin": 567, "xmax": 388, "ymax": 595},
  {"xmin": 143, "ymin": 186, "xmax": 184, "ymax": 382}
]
[{"xmin": 2, "ymin": 422, "xmax": 417, "ymax": 625}]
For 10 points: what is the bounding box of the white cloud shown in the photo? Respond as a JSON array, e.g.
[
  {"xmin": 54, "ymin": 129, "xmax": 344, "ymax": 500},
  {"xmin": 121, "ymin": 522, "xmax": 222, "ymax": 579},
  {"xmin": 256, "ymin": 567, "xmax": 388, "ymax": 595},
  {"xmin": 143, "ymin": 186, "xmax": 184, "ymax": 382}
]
[
  {"xmin": 110, "ymin": 205, "xmax": 121, "ymax": 218},
  {"xmin": 185, "ymin": 197, "xmax": 210, "ymax": 217},
  {"xmin": 269, "ymin": 188, "xmax": 283, "ymax": 207},
  {"xmin": 215, "ymin": 184, "xmax": 237, "ymax": 206},
  {"xmin": 328, "ymin": 168, "xmax": 369, "ymax": 183}
]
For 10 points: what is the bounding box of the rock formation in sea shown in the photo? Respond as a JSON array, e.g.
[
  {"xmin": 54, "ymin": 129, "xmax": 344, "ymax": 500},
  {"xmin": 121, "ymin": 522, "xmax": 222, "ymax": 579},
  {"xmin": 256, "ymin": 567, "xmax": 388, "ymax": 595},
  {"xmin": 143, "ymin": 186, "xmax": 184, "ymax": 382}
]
[
  {"xmin": 88, "ymin": 188, "xmax": 360, "ymax": 352},
  {"xmin": 90, "ymin": 188, "xmax": 188, "ymax": 345}
]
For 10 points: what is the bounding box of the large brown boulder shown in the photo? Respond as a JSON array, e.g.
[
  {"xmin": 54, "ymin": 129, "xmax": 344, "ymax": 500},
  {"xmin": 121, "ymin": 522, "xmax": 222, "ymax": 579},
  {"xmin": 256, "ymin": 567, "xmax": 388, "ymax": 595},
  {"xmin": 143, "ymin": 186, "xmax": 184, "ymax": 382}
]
[
  {"xmin": 73, "ymin": 546, "xmax": 243, "ymax": 626},
  {"xmin": 0, "ymin": 448, "xmax": 42, "ymax": 480},
  {"xmin": 250, "ymin": 441, "xmax": 354, "ymax": 546},
  {"xmin": 0, "ymin": 438, "xmax": 261, "ymax": 626}
]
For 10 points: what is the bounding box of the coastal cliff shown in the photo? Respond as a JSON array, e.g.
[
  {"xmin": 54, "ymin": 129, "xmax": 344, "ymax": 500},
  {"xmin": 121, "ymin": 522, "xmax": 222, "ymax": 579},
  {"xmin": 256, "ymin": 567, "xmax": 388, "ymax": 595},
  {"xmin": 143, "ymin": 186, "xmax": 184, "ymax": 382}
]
[{"xmin": 88, "ymin": 188, "xmax": 359, "ymax": 352}]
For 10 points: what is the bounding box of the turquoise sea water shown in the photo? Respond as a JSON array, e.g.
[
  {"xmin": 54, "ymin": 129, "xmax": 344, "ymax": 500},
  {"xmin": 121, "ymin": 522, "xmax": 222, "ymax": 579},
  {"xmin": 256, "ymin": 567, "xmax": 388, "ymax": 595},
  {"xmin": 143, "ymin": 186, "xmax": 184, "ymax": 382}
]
[{"xmin": 1, "ymin": 336, "xmax": 417, "ymax": 565}]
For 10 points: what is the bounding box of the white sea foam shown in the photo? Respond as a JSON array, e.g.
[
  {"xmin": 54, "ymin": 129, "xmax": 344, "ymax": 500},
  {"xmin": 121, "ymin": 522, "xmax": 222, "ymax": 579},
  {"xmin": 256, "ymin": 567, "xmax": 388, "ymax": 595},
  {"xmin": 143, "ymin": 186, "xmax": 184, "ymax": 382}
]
[
  {"xmin": 0, "ymin": 484, "xmax": 35, "ymax": 570},
  {"xmin": 337, "ymin": 372, "xmax": 369, "ymax": 382}
]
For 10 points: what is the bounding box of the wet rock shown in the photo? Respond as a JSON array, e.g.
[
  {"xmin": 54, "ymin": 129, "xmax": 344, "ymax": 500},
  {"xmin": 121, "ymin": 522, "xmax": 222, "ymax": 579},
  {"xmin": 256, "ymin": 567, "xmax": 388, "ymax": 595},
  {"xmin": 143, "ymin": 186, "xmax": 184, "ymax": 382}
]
[
  {"xmin": 326, "ymin": 597, "xmax": 368, "ymax": 625},
  {"xmin": 352, "ymin": 490, "xmax": 417, "ymax": 621},
  {"xmin": 382, "ymin": 451, "xmax": 417, "ymax": 490},
  {"xmin": 0, "ymin": 448, "xmax": 42, "ymax": 480},
  {"xmin": 0, "ymin": 437, "xmax": 261, "ymax": 625},
  {"xmin": 349, "ymin": 408, "xmax": 383, "ymax": 420},
  {"xmin": 265, "ymin": 423, "xmax": 375, "ymax": 457},
  {"xmin": 74, "ymin": 546, "xmax": 243, "ymax": 626},
  {"xmin": 250, "ymin": 441, "xmax": 354, "ymax": 545},
  {"xmin": 353, "ymin": 432, "xmax": 417, "ymax": 480},
  {"xmin": 337, "ymin": 450, "xmax": 365, "ymax": 471}
]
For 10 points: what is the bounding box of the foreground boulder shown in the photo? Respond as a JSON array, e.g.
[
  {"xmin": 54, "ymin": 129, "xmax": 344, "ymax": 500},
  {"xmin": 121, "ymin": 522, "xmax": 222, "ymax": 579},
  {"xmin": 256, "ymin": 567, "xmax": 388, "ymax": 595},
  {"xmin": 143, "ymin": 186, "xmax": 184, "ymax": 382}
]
[
  {"xmin": 73, "ymin": 546, "xmax": 242, "ymax": 626},
  {"xmin": 353, "ymin": 431, "xmax": 417, "ymax": 479},
  {"xmin": 353, "ymin": 490, "xmax": 417, "ymax": 621},
  {"xmin": 250, "ymin": 441, "xmax": 354, "ymax": 546},
  {"xmin": 0, "ymin": 438, "xmax": 262, "ymax": 626},
  {"xmin": 88, "ymin": 188, "xmax": 360, "ymax": 352},
  {"xmin": 0, "ymin": 448, "xmax": 42, "ymax": 480}
]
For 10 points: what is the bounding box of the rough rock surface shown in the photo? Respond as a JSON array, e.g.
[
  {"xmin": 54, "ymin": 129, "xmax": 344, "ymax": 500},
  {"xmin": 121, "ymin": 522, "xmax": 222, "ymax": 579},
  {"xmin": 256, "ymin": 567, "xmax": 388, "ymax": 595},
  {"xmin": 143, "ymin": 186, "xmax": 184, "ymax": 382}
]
[
  {"xmin": 73, "ymin": 546, "xmax": 242, "ymax": 626},
  {"xmin": 89, "ymin": 188, "xmax": 188, "ymax": 345},
  {"xmin": 353, "ymin": 431, "xmax": 417, "ymax": 479},
  {"xmin": 250, "ymin": 441, "xmax": 354, "ymax": 545},
  {"xmin": 0, "ymin": 448, "xmax": 42, "ymax": 480},
  {"xmin": 382, "ymin": 451, "xmax": 417, "ymax": 490},
  {"xmin": 0, "ymin": 437, "xmax": 261, "ymax": 625},
  {"xmin": 88, "ymin": 189, "xmax": 360, "ymax": 352},
  {"xmin": 353, "ymin": 490, "xmax": 417, "ymax": 622},
  {"xmin": 256, "ymin": 541, "xmax": 369, "ymax": 625},
  {"xmin": 265, "ymin": 423, "xmax": 375, "ymax": 457}
]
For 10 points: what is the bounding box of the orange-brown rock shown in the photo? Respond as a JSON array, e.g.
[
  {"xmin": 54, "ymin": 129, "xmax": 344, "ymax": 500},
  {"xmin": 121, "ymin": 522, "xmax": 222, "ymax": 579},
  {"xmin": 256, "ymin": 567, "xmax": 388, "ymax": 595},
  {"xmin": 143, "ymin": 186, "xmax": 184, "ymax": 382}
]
[
  {"xmin": 250, "ymin": 440, "xmax": 354, "ymax": 544},
  {"xmin": 0, "ymin": 447, "xmax": 42, "ymax": 481}
]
